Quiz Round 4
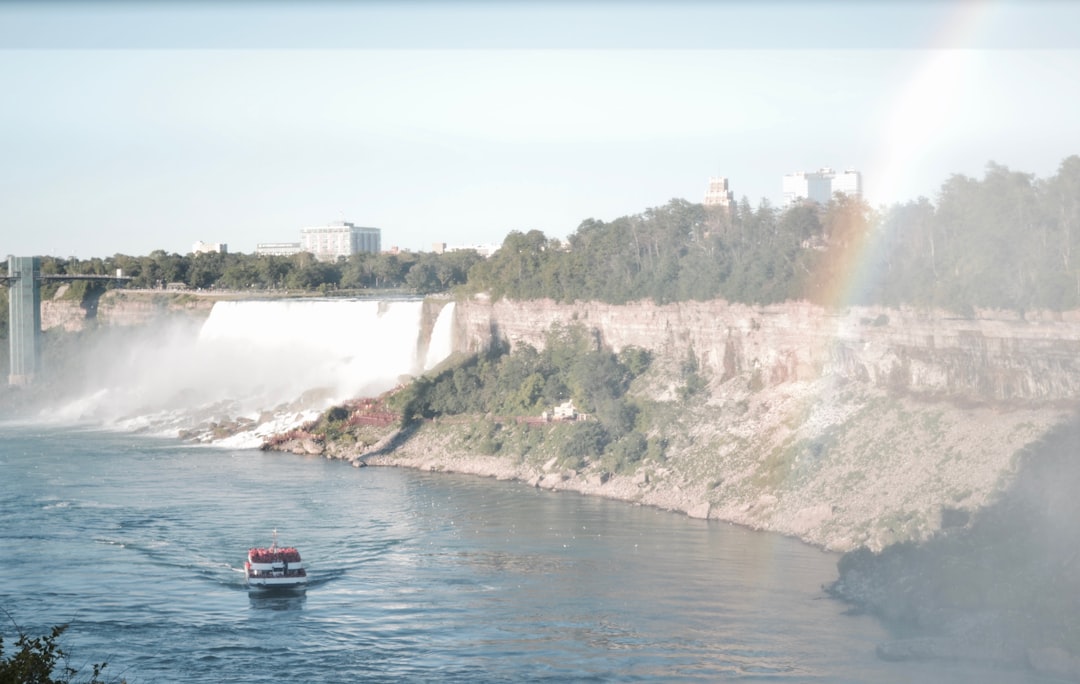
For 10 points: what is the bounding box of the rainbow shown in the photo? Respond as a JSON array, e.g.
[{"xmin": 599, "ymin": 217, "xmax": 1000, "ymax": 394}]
[
  {"xmin": 763, "ymin": 3, "xmax": 1001, "ymax": 512},
  {"xmin": 844, "ymin": 0, "xmax": 994, "ymax": 309}
]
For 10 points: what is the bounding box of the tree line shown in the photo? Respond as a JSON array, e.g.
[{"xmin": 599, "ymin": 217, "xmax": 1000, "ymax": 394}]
[
  {"xmin": 7, "ymin": 248, "xmax": 483, "ymax": 296},
  {"xmin": 466, "ymin": 156, "xmax": 1080, "ymax": 313},
  {"xmin": 4, "ymin": 155, "xmax": 1080, "ymax": 321}
]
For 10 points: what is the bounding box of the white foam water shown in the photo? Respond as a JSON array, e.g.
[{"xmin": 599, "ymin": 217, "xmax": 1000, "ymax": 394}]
[
  {"xmin": 424, "ymin": 300, "xmax": 456, "ymax": 371},
  {"xmin": 48, "ymin": 298, "xmax": 457, "ymax": 444}
]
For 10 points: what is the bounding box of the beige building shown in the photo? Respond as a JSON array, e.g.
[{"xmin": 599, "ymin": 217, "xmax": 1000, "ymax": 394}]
[
  {"xmin": 703, "ymin": 176, "xmax": 735, "ymax": 210},
  {"xmin": 300, "ymin": 221, "xmax": 381, "ymax": 261}
]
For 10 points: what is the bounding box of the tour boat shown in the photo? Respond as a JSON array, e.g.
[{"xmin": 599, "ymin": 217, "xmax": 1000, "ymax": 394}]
[{"xmin": 245, "ymin": 530, "xmax": 307, "ymax": 592}]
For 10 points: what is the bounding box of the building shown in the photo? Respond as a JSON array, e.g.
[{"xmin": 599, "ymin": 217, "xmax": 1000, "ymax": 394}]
[
  {"xmin": 830, "ymin": 168, "xmax": 863, "ymax": 198},
  {"xmin": 451, "ymin": 243, "xmax": 500, "ymax": 258},
  {"xmin": 300, "ymin": 221, "xmax": 381, "ymax": 261},
  {"xmin": 255, "ymin": 242, "xmax": 301, "ymax": 257},
  {"xmin": 782, "ymin": 167, "xmax": 862, "ymax": 207},
  {"xmin": 433, "ymin": 242, "xmax": 500, "ymax": 258},
  {"xmin": 703, "ymin": 176, "xmax": 734, "ymax": 210},
  {"xmin": 192, "ymin": 241, "xmax": 227, "ymax": 255}
]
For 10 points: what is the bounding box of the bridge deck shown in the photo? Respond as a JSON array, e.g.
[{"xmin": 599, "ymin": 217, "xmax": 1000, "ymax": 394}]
[{"xmin": 1, "ymin": 274, "xmax": 132, "ymax": 284}]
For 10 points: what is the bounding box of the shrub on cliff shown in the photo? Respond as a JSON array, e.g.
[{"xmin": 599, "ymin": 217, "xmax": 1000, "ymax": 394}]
[
  {"xmin": 602, "ymin": 431, "xmax": 648, "ymax": 474},
  {"xmin": 0, "ymin": 622, "xmax": 118, "ymax": 684},
  {"xmin": 554, "ymin": 421, "xmax": 609, "ymax": 470}
]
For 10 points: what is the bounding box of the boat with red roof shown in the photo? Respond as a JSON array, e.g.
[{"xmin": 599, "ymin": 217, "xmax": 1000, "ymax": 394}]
[{"xmin": 245, "ymin": 530, "xmax": 307, "ymax": 592}]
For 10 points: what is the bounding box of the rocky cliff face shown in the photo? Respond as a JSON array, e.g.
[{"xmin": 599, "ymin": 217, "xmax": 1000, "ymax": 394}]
[
  {"xmin": 455, "ymin": 297, "xmax": 1080, "ymax": 403},
  {"xmin": 40, "ymin": 299, "xmax": 88, "ymax": 332},
  {"xmin": 448, "ymin": 296, "xmax": 1077, "ymax": 552},
  {"xmin": 94, "ymin": 290, "xmax": 218, "ymax": 327},
  {"xmin": 40, "ymin": 290, "xmax": 222, "ymax": 332}
]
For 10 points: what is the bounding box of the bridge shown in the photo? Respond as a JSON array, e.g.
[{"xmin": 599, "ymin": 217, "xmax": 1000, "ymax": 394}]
[{"xmin": 3, "ymin": 255, "xmax": 132, "ymax": 386}]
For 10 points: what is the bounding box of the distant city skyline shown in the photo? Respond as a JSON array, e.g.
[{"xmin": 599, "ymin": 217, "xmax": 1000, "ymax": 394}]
[{"xmin": 2, "ymin": 1, "xmax": 1079, "ymax": 258}]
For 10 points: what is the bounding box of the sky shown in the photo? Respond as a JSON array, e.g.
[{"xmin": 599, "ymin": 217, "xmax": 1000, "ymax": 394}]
[{"xmin": 1, "ymin": 1, "xmax": 1079, "ymax": 258}]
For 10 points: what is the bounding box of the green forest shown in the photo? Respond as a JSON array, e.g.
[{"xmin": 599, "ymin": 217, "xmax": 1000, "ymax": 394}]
[
  {"xmin": 386, "ymin": 323, "xmax": 665, "ymax": 474},
  {"xmin": 467, "ymin": 156, "xmax": 1080, "ymax": 312},
  {"xmin": 4, "ymin": 156, "xmax": 1080, "ymax": 326}
]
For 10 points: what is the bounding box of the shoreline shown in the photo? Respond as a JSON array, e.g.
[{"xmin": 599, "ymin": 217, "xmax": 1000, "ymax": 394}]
[{"xmin": 300, "ymin": 428, "xmax": 1080, "ymax": 682}]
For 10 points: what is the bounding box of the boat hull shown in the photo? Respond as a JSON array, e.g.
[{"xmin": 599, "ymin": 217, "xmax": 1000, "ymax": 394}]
[{"xmin": 246, "ymin": 579, "xmax": 307, "ymax": 594}]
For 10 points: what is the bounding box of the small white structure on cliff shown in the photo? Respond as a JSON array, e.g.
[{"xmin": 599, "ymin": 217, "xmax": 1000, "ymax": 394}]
[
  {"xmin": 553, "ymin": 400, "xmax": 577, "ymax": 420},
  {"xmin": 541, "ymin": 400, "xmax": 589, "ymax": 422}
]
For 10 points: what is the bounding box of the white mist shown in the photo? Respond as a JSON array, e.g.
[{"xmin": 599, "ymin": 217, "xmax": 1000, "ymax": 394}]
[{"xmin": 50, "ymin": 298, "xmax": 456, "ymax": 444}]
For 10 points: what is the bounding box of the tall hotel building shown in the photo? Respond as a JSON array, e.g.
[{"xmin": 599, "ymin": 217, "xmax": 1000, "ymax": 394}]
[
  {"xmin": 703, "ymin": 176, "xmax": 735, "ymax": 210},
  {"xmin": 300, "ymin": 221, "xmax": 382, "ymax": 261},
  {"xmin": 782, "ymin": 168, "xmax": 862, "ymax": 207}
]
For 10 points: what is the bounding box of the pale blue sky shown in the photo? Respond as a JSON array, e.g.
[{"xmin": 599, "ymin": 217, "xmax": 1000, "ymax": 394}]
[{"xmin": 2, "ymin": 1, "xmax": 1079, "ymax": 257}]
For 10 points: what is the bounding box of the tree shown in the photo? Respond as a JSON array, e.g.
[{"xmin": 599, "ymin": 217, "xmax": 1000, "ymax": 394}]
[
  {"xmin": 285, "ymin": 259, "xmax": 340, "ymax": 290},
  {"xmin": 0, "ymin": 621, "xmax": 116, "ymax": 684},
  {"xmin": 187, "ymin": 252, "xmax": 226, "ymax": 289},
  {"xmin": 371, "ymin": 253, "xmax": 408, "ymax": 289}
]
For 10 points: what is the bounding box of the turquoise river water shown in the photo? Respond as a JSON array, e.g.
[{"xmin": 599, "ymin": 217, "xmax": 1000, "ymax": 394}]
[{"xmin": 0, "ymin": 423, "xmax": 1046, "ymax": 682}]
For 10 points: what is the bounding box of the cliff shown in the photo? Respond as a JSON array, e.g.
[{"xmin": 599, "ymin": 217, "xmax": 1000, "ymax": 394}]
[
  {"xmin": 374, "ymin": 296, "xmax": 1073, "ymax": 553},
  {"xmin": 40, "ymin": 289, "xmax": 222, "ymax": 332},
  {"xmin": 453, "ymin": 297, "xmax": 1080, "ymax": 403}
]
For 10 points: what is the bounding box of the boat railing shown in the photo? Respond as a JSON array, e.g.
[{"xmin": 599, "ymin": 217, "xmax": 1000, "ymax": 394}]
[{"xmin": 247, "ymin": 567, "xmax": 308, "ymax": 578}]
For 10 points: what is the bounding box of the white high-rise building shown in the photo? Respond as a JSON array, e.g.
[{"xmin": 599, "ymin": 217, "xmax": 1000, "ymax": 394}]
[
  {"xmin": 831, "ymin": 169, "xmax": 862, "ymax": 198},
  {"xmin": 782, "ymin": 168, "xmax": 862, "ymax": 207},
  {"xmin": 300, "ymin": 221, "xmax": 381, "ymax": 261}
]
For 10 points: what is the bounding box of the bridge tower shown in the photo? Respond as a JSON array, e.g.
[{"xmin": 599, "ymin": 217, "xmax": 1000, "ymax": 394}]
[
  {"xmin": 4, "ymin": 255, "xmax": 131, "ymax": 386},
  {"xmin": 7, "ymin": 255, "xmax": 42, "ymax": 386}
]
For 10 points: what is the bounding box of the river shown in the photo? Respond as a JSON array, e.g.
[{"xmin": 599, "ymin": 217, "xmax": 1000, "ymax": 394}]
[{"xmin": 0, "ymin": 423, "xmax": 1042, "ymax": 682}]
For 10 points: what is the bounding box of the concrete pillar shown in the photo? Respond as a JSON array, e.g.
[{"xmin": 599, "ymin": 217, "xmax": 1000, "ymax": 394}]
[{"xmin": 8, "ymin": 256, "xmax": 41, "ymax": 386}]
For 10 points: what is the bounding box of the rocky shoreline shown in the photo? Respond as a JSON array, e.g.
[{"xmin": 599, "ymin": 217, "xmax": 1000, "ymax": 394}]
[
  {"xmin": 264, "ymin": 397, "xmax": 1080, "ymax": 681},
  {"xmin": 260, "ymin": 373, "xmax": 1071, "ymax": 556}
]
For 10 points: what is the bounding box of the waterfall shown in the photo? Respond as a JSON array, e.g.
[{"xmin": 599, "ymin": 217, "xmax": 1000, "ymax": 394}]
[
  {"xmin": 197, "ymin": 299, "xmax": 427, "ymax": 403},
  {"xmin": 49, "ymin": 298, "xmax": 457, "ymax": 444},
  {"xmin": 424, "ymin": 301, "xmax": 456, "ymax": 372}
]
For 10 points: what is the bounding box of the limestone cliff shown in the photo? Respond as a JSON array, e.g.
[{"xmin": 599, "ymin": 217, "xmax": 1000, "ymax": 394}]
[
  {"xmin": 454, "ymin": 297, "xmax": 1080, "ymax": 403},
  {"xmin": 434, "ymin": 296, "xmax": 1078, "ymax": 552},
  {"xmin": 93, "ymin": 290, "xmax": 220, "ymax": 327},
  {"xmin": 39, "ymin": 289, "xmax": 224, "ymax": 333}
]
